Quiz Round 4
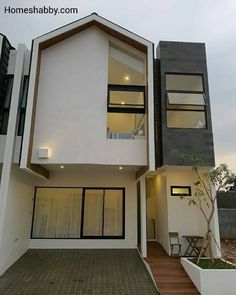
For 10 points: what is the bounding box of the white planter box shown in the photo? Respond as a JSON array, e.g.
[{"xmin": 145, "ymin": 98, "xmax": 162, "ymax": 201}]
[{"xmin": 181, "ymin": 258, "xmax": 236, "ymax": 295}]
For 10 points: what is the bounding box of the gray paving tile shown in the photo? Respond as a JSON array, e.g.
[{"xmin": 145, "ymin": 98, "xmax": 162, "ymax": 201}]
[{"xmin": 0, "ymin": 249, "xmax": 158, "ymax": 294}]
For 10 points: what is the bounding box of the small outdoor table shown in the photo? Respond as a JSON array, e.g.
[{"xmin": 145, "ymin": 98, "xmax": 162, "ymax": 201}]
[{"xmin": 182, "ymin": 235, "xmax": 203, "ymax": 257}]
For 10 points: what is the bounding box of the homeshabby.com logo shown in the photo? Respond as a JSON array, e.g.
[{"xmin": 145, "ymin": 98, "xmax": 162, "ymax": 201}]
[{"xmin": 4, "ymin": 5, "xmax": 79, "ymax": 16}]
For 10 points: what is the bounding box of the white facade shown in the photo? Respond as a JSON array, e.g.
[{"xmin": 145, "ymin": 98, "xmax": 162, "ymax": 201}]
[
  {"xmin": 0, "ymin": 14, "xmax": 220, "ymax": 276},
  {"xmin": 20, "ymin": 14, "xmax": 155, "ymax": 174},
  {"xmin": 31, "ymin": 26, "xmax": 147, "ymax": 166}
]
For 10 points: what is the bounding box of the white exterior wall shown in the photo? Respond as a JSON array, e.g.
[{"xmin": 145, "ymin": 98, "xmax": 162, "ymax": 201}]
[
  {"xmin": 0, "ymin": 45, "xmax": 36, "ymax": 275},
  {"xmin": 147, "ymin": 171, "xmax": 169, "ymax": 253},
  {"xmin": 0, "ymin": 167, "xmax": 34, "ymax": 275},
  {"xmin": 166, "ymin": 167, "xmax": 211, "ymax": 254},
  {"xmin": 140, "ymin": 176, "xmax": 147, "ymax": 257},
  {"xmin": 31, "ymin": 26, "xmax": 147, "ymax": 166},
  {"xmin": 0, "ymin": 136, "xmax": 23, "ymax": 163},
  {"xmin": 29, "ymin": 167, "xmax": 137, "ymax": 249},
  {"xmin": 0, "ymin": 136, "xmax": 5, "ymax": 162}
]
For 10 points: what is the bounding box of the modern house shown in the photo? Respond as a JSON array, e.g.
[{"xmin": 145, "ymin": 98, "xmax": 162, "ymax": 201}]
[{"xmin": 0, "ymin": 13, "xmax": 221, "ymax": 276}]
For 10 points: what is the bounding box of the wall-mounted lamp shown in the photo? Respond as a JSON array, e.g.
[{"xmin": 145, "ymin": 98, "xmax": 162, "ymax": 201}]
[{"xmin": 38, "ymin": 148, "xmax": 50, "ymax": 159}]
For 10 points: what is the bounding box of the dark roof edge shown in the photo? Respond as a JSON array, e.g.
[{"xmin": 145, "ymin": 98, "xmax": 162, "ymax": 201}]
[{"xmin": 158, "ymin": 40, "xmax": 205, "ymax": 46}]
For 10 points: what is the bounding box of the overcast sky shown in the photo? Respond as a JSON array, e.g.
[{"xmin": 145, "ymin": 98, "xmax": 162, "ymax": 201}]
[{"xmin": 0, "ymin": 0, "xmax": 236, "ymax": 171}]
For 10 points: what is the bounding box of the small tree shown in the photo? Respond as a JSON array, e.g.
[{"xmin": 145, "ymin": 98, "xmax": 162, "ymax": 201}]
[{"xmin": 183, "ymin": 155, "xmax": 236, "ymax": 264}]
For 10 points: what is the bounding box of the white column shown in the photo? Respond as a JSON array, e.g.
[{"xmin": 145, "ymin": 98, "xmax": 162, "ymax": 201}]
[
  {"xmin": 211, "ymin": 187, "xmax": 221, "ymax": 257},
  {"xmin": 140, "ymin": 176, "xmax": 147, "ymax": 257},
  {"xmin": 0, "ymin": 44, "xmax": 26, "ymax": 274}
]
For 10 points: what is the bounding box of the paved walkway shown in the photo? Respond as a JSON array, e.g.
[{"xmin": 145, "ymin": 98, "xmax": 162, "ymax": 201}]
[
  {"xmin": 146, "ymin": 242, "xmax": 199, "ymax": 295},
  {"xmin": 0, "ymin": 249, "xmax": 158, "ymax": 295}
]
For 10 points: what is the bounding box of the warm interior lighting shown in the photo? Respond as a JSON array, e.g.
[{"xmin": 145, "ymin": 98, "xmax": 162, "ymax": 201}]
[
  {"xmin": 171, "ymin": 186, "xmax": 191, "ymax": 196},
  {"xmin": 60, "ymin": 165, "xmax": 64, "ymax": 169},
  {"xmin": 118, "ymin": 166, "xmax": 123, "ymax": 170},
  {"xmin": 124, "ymin": 75, "xmax": 130, "ymax": 81},
  {"xmin": 121, "ymin": 101, "xmax": 125, "ymax": 105}
]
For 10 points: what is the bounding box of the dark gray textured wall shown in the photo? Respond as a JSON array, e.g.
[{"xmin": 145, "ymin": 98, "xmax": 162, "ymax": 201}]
[
  {"xmin": 217, "ymin": 191, "xmax": 236, "ymax": 239},
  {"xmin": 217, "ymin": 191, "xmax": 236, "ymax": 209},
  {"xmin": 218, "ymin": 209, "xmax": 236, "ymax": 239},
  {"xmin": 155, "ymin": 41, "xmax": 215, "ymax": 167}
]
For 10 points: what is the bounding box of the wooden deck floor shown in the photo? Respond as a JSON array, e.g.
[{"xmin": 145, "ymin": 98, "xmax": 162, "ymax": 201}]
[{"xmin": 146, "ymin": 242, "xmax": 200, "ymax": 295}]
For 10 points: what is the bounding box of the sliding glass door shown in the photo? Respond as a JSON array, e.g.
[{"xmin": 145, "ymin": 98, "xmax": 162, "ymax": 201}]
[
  {"xmin": 83, "ymin": 189, "xmax": 104, "ymax": 237},
  {"xmin": 32, "ymin": 188, "xmax": 83, "ymax": 238},
  {"xmin": 32, "ymin": 187, "xmax": 124, "ymax": 239},
  {"xmin": 82, "ymin": 188, "xmax": 124, "ymax": 238}
]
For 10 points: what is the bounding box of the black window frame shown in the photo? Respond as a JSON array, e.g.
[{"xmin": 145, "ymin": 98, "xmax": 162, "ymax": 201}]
[
  {"xmin": 170, "ymin": 186, "xmax": 192, "ymax": 196},
  {"xmin": 165, "ymin": 73, "xmax": 207, "ymax": 129},
  {"xmin": 108, "ymin": 84, "xmax": 146, "ymax": 114},
  {"xmin": 17, "ymin": 75, "xmax": 29, "ymax": 136},
  {"xmin": 31, "ymin": 187, "xmax": 125, "ymax": 240}
]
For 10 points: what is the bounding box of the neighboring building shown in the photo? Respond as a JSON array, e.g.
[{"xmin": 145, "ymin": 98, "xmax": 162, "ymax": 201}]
[
  {"xmin": 0, "ymin": 13, "xmax": 220, "ymax": 275},
  {"xmin": 217, "ymin": 190, "xmax": 236, "ymax": 239}
]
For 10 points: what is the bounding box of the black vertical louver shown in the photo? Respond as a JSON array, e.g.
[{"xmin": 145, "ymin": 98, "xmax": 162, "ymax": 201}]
[
  {"xmin": 153, "ymin": 59, "xmax": 163, "ymax": 168},
  {"xmin": 0, "ymin": 35, "xmax": 14, "ymax": 134}
]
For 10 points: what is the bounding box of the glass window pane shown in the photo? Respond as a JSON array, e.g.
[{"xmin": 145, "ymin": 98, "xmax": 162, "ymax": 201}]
[
  {"xmin": 32, "ymin": 188, "xmax": 83, "ymax": 238},
  {"xmin": 166, "ymin": 74, "xmax": 203, "ymax": 91},
  {"xmin": 109, "ymin": 91, "xmax": 144, "ymax": 108},
  {"xmin": 167, "ymin": 92, "xmax": 205, "ymax": 105},
  {"xmin": 0, "ymin": 111, "xmax": 9, "ymax": 134},
  {"xmin": 104, "ymin": 190, "xmax": 123, "ymax": 236},
  {"xmin": 171, "ymin": 187, "xmax": 191, "ymax": 196},
  {"xmin": 167, "ymin": 104, "xmax": 204, "ymax": 111},
  {"xmin": 17, "ymin": 112, "xmax": 25, "ymax": 136},
  {"xmin": 19, "ymin": 76, "xmax": 29, "ymax": 108},
  {"xmin": 167, "ymin": 110, "xmax": 206, "ymax": 128},
  {"xmin": 107, "ymin": 113, "xmax": 145, "ymax": 139},
  {"xmin": 108, "ymin": 45, "xmax": 146, "ymax": 85},
  {"xmin": 4, "ymin": 76, "xmax": 14, "ymax": 108},
  {"xmin": 83, "ymin": 189, "xmax": 103, "ymax": 236}
]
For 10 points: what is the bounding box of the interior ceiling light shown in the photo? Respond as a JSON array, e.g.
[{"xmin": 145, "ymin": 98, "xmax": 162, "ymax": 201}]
[
  {"xmin": 118, "ymin": 166, "xmax": 123, "ymax": 170},
  {"xmin": 60, "ymin": 165, "xmax": 64, "ymax": 169},
  {"xmin": 124, "ymin": 75, "xmax": 130, "ymax": 81}
]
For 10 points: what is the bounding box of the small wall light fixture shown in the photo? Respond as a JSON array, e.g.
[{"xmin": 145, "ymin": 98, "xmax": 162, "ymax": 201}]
[{"xmin": 38, "ymin": 148, "xmax": 50, "ymax": 159}]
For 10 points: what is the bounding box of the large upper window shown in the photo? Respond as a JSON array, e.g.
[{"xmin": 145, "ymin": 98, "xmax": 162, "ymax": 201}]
[
  {"xmin": 166, "ymin": 74, "xmax": 206, "ymax": 129},
  {"xmin": 108, "ymin": 45, "xmax": 146, "ymax": 85},
  {"xmin": 107, "ymin": 44, "xmax": 146, "ymax": 139}
]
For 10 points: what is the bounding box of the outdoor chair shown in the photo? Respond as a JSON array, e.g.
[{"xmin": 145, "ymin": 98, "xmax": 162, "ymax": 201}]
[{"xmin": 169, "ymin": 232, "xmax": 182, "ymax": 256}]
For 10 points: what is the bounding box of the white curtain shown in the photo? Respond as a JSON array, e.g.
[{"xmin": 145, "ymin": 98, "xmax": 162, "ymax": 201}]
[
  {"xmin": 32, "ymin": 188, "xmax": 123, "ymax": 239},
  {"xmin": 104, "ymin": 190, "xmax": 123, "ymax": 236},
  {"xmin": 83, "ymin": 190, "xmax": 103, "ymax": 236},
  {"xmin": 32, "ymin": 188, "xmax": 83, "ymax": 238}
]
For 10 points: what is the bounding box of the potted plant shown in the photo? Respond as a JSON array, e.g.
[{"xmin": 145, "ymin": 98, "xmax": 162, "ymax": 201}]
[{"xmin": 180, "ymin": 155, "xmax": 236, "ymax": 295}]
